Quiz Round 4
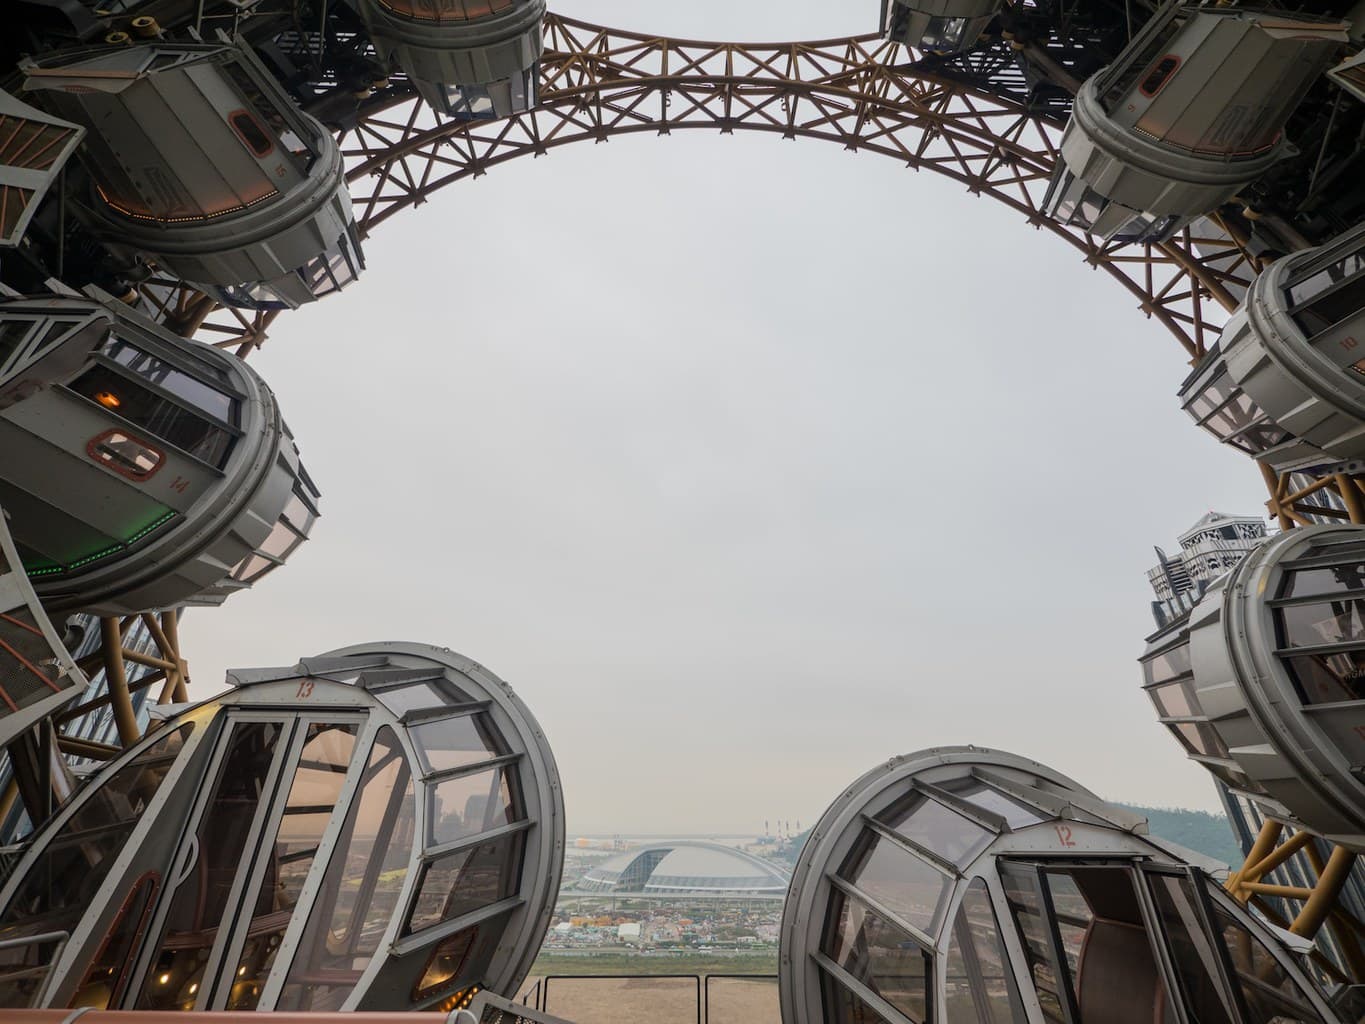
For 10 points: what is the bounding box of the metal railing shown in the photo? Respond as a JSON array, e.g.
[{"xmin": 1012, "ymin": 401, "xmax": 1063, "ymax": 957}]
[
  {"xmin": 0, "ymin": 929, "xmax": 69, "ymax": 1008},
  {"xmin": 517, "ymin": 973, "xmax": 779, "ymax": 1024}
]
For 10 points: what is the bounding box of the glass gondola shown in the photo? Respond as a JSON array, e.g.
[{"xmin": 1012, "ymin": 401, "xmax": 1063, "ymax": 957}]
[
  {"xmin": 1044, "ymin": 5, "xmax": 1346, "ymax": 243},
  {"xmin": 0, "ymin": 642, "xmax": 563, "ymax": 1012},
  {"xmin": 0, "ymin": 291, "xmax": 319, "ymax": 615},
  {"xmin": 1141, "ymin": 525, "xmax": 1365, "ymax": 852},
  {"xmin": 1180, "ymin": 222, "xmax": 1365, "ymax": 472},
  {"xmin": 781, "ymin": 746, "xmax": 1345, "ymax": 1024},
  {"xmin": 352, "ymin": 0, "xmax": 546, "ymax": 120},
  {"xmin": 19, "ymin": 41, "xmax": 364, "ymax": 310}
]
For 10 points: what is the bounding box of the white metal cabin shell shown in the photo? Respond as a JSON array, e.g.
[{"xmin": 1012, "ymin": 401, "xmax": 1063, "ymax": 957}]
[
  {"xmin": 1180, "ymin": 222, "xmax": 1365, "ymax": 473},
  {"xmin": 1044, "ymin": 6, "xmax": 1347, "ymax": 243},
  {"xmin": 350, "ymin": 0, "xmax": 546, "ymax": 120},
  {"xmin": 0, "ymin": 292, "xmax": 319, "ymax": 616},
  {"xmin": 20, "ymin": 42, "xmax": 364, "ymax": 310}
]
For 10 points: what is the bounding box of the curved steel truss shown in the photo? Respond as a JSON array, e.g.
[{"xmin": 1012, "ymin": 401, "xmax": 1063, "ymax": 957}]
[
  {"xmin": 175, "ymin": 13, "xmax": 1255, "ymax": 364},
  {"xmin": 163, "ymin": 13, "xmax": 1360, "ymax": 586},
  {"xmin": 135, "ymin": 12, "xmax": 1361, "ymax": 689},
  {"xmin": 343, "ymin": 17, "xmax": 1254, "ymax": 360}
]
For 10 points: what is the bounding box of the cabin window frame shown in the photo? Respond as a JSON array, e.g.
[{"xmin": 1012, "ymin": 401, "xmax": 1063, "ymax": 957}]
[
  {"xmin": 1139, "ymin": 54, "xmax": 1181, "ymax": 97},
  {"xmin": 85, "ymin": 428, "xmax": 166, "ymax": 482},
  {"xmin": 227, "ymin": 109, "xmax": 275, "ymax": 158}
]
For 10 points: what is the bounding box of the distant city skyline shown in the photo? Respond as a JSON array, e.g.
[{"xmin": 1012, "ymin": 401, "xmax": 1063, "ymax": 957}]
[{"xmin": 183, "ymin": 0, "xmax": 1270, "ymax": 835}]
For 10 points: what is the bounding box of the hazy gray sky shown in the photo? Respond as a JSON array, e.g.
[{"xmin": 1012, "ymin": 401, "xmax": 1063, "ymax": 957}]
[{"xmin": 183, "ymin": 0, "xmax": 1268, "ymax": 834}]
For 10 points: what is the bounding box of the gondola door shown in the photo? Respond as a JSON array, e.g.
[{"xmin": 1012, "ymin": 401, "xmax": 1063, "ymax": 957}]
[{"xmin": 111, "ymin": 712, "xmax": 365, "ymax": 1011}]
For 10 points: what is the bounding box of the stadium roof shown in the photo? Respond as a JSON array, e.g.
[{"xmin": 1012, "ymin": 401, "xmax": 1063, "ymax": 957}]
[{"xmin": 577, "ymin": 841, "xmax": 790, "ymax": 895}]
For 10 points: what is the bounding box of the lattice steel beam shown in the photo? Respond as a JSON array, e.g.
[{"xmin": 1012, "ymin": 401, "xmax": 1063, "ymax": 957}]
[
  {"xmin": 171, "ymin": 17, "xmax": 1360, "ymax": 523},
  {"xmin": 336, "ymin": 14, "xmax": 1255, "ymax": 359},
  {"xmin": 177, "ymin": 13, "xmax": 1257, "ymax": 363},
  {"xmin": 144, "ymin": 16, "xmax": 1364, "ymax": 540},
  {"xmin": 1227, "ymin": 819, "xmax": 1365, "ymax": 984},
  {"xmin": 184, "ymin": 15, "xmax": 1361, "ymax": 524}
]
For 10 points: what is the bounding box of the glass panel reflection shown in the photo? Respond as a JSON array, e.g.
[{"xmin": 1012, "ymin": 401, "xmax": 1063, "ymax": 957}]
[
  {"xmin": 277, "ymin": 727, "xmax": 415, "ymax": 1011},
  {"xmin": 373, "ymin": 682, "xmax": 464, "ymax": 718},
  {"xmin": 1278, "ymin": 600, "xmax": 1365, "ymax": 648},
  {"xmin": 998, "ymin": 864, "xmax": 1069, "ymax": 1024},
  {"xmin": 1144, "ymin": 644, "xmax": 1192, "ymax": 686},
  {"xmin": 430, "ymin": 766, "xmax": 518, "ymax": 847},
  {"xmin": 1148, "ymin": 679, "xmax": 1198, "ymax": 718},
  {"xmin": 879, "ymin": 793, "xmax": 991, "ymax": 867},
  {"xmin": 0, "ymin": 725, "xmax": 192, "ymax": 938},
  {"xmin": 823, "ymin": 974, "xmax": 893, "ymax": 1024},
  {"xmin": 406, "ymin": 831, "xmax": 525, "ymax": 936},
  {"xmin": 412, "ymin": 714, "xmax": 504, "ymax": 775},
  {"xmin": 951, "ymin": 783, "xmax": 1044, "ymax": 829},
  {"xmin": 839, "ymin": 830, "xmax": 949, "ymax": 935},
  {"xmin": 136, "ymin": 722, "xmax": 283, "ymax": 1010},
  {"xmin": 102, "ymin": 340, "xmax": 236, "ymax": 423},
  {"xmin": 1293, "ymin": 272, "xmax": 1365, "ymax": 337},
  {"xmin": 1277, "ymin": 644, "xmax": 1365, "ymax": 704},
  {"xmin": 16, "ymin": 731, "xmax": 195, "ymax": 1010},
  {"xmin": 1169, "ymin": 721, "xmax": 1231, "ymax": 760},
  {"xmin": 1288, "ymin": 249, "xmax": 1365, "ymax": 308},
  {"xmin": 1147, "ymin": 874, "xmax": 1237, "ymax": 1024},
  {"xmin": 226, "ymin": 723, "xmax": 357, "ymax": 1009},
  {"xmin": 1282, "ymin": 651, "xmax": 1365, "ymax": 705},
  {"xmin": 943, "ymin": 879, "xmax": 1026, "ymax": 1024},
  {"xmin": 1208, "ymin": 888, "xmax": 1321, "ymax": 1023},
  {"xmin": 823, "ymin": 891, "xmax": 929, "ymax": 1023},
  {"xmin": 0, "ymin": 725, "xmax": 193, "ymax": 1009},
  {"xmin": 70, "ymin": 365, "xmax": 234, "ymax": 468},
  {"xmin": 1285, "ymin": 562, "xmax": 1365, "ymax": 598}
]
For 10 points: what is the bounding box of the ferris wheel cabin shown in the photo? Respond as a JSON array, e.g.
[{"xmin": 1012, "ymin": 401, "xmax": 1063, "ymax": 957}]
[
  {"xmin": 1141, "ymin": 525, "xmax": 1365, "ymax": 851},
  {"xmin": 1179, "ymin": 222, "xmax": 1365, "ymax": 472},
  {"xmin": 351, "ymin": 0, "xmax": 546, "ymax": 119},
  {"xmin": 879, "ymin": 0, "xmax": 1003, "ymax": 54},
  {"xmin": 1044, "ymin": 5, "xmax": 1347, "ymax": 243},
  {"xmin": 0, "ymin": 292, "xmax": 319, "ymax": 616},
  {"xmin": 780, "ymin": 747, "xmax": 1346, "ymax": 1024},
  {"xmin": 19, "ymin": 41, "xmax": 364, "ymax": 310},
  {"xmin": 0, "ymin": 643, "xmax": 563, "ymax": 1013}
]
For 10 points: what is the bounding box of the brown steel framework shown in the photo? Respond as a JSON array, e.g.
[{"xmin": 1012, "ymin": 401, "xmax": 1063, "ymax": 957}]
[
  {"xmin": 62, "ymin": 10, "xmax": 1365, "ymax": 986},
  {"xmin": 67, "ymin": 613, "xmax": 189, "ymax": 748},
  {"xmin": 166, "ymin": 14, "xmax": 1258, "ymax": 361},
  {"xmin": 151, "ymin": 14, "xmax": 1362, "ymax": 549},
  {"xmin": 343, "ymin": 18, "xmax": 1251, "ymax": 358},
  {"xmin": 1227, "ymin": 820, "xmax": 1365, "ymax": 984}
]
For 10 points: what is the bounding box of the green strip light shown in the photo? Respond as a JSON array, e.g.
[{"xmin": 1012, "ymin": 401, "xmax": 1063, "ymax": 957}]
[
  {"xmin": 125, "ymin": 510, "xmax": 178, "ymax": 545},
  {"xmin": 22, "ymin": 510, "xmax": 178, "ymax": 580}
]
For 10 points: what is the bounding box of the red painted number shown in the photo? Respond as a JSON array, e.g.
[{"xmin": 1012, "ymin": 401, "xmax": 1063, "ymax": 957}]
[
  {"xmin": 170, "ymin": 476, "xmax": 190, "ymax": 495},
  {"xmin": 1055, "ymin": 824, "xmax": 1077, "ymax": 848},
  {"xmin": 1343, "ymin": 337, "xmax": 1359, "ymax": 351},
  {"xmin": 296, "ymin": 680, "xmax": 314, "ymax": 699}
]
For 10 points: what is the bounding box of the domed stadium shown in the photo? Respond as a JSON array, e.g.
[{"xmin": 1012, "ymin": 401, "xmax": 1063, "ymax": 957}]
[{"xmin": 576, "ymin": 841, "xmax": 790, "ymax": 896}]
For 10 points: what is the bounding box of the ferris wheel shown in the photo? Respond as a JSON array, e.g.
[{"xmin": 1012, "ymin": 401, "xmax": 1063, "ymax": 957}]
[{"xmin": 0, "ymin": 0, "xmax": 1363, "ymax": 1019}]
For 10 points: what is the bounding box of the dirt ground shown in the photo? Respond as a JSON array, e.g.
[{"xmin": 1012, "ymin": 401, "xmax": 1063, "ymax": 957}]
[{"xmin": 519, "ymin": 975, "xmax": 779, "ymax": 1024}]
